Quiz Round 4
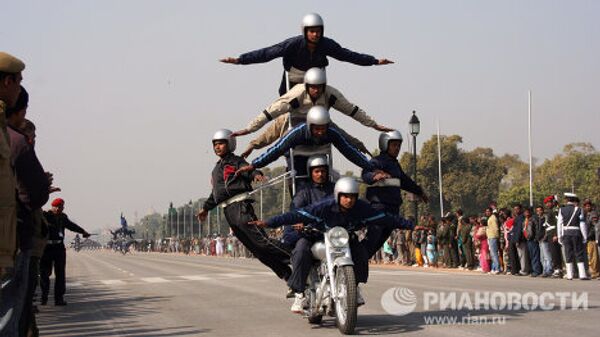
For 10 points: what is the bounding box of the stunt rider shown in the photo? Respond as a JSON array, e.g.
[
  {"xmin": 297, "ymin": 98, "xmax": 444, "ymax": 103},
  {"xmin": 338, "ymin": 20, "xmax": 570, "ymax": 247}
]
[
  {"xmin": 235, "ymin": 106, "xmax": 389, "ymax": 181},
  {"xmin": 220, "ymin": 13, "xmax": 393, "ymax": 95},
  {"xmin": 231, "ymin": 68, "xmax": 391, "ymax": 139},
  {"xmin": 361, "ymin": 130, "xmax": 428, "ymax": 257},
  {"xmin": 282, "ymin": 154, "xmax": 334, "ymax": 251},
  {"xmin": 249, "ymin": 177, "xmax": 414, "ymax": 312},
  {"xmin": 280, "ymin": 155, "xmax": 334, "ymax": 300},
  {"xmin": 197, "ymin": 129, "xmax": 293, "ymax": 281}
]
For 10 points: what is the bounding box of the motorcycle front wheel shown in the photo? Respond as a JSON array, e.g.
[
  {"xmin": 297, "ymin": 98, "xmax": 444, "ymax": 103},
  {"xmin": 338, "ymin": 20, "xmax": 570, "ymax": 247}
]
[{"xmin": 334, "ymin": 265, "xmax": 357, "ymax": 335}]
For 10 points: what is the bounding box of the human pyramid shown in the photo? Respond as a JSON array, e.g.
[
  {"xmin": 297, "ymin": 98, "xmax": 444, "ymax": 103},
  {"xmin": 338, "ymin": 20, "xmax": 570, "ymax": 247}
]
[{"xmin": 197, "ymin": 13, "xmax": 429, "ymax": 314}]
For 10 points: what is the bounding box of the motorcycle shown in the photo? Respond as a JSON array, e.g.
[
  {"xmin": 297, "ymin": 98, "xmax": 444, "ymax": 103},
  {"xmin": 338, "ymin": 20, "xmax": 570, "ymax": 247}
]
[
  {"xmin": 301, "ymin": 225, "xmax": 358, "ymax": 335},
  {"xmin": 110, "ymin": 236, "xmax": 133, "ymax": 255},
  {"xmin": 110, "ymin": 229, "xmax": 135, "ymax": 255}
]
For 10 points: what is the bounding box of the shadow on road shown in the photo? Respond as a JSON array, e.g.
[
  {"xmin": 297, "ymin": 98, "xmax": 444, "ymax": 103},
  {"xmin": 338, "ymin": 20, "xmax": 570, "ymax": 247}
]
[
  {"xmin": 37, "ymin": 286, "xmax": 210, "ymax": 336},
  {"xmin": 307, "ymin": 305, "xmax": 596, "ymax": 335}
]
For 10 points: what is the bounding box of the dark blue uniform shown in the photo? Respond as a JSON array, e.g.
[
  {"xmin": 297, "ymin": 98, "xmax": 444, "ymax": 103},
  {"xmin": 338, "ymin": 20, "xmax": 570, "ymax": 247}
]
[
  {"xmin": 281, "ymin": 181, "xmax": 334, "ymax": 249},
  {"xmin": 361, "ymin": 153, "xmax": 423, "ymax": 257},
  {"xmin": 267, "ymin": 197, "xmax": 413, "ymax": 292},
  {"xmin": 238, "ymin": 35, "xmax": 379, "ymax": 95},
  {"xmin": 251, "ymin": 123, "xmax": 373, "ymax": 175}
]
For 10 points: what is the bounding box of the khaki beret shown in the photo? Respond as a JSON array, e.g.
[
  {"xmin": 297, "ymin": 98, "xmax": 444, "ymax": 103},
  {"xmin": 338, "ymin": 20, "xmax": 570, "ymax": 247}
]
[{"xmin": 0, "ymin": 52, "xmax": 25, "ymax": 73}]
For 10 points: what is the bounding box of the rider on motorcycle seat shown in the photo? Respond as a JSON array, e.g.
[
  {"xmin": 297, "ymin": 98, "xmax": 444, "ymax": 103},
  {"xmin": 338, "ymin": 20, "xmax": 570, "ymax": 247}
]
[{"xmin": 250, "ymin": 177, "xmax": 414, "ymax": 313}]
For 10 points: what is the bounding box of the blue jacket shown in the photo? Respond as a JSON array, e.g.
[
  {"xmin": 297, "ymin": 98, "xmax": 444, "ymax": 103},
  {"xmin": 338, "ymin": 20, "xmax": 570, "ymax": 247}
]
[
  {"xmin": 509, "ymin": 214, "xmax": 525, "ymax": 243},
  {"xmin": 252, "ymin": 124, "xmax": 372, "ymax": 171},
  {"xmin": 361, "ymin": 153, "xmax": 423, "ymax": 214},
  {"xmin": 238, "ymin": 36, "xmax": 379, "ymax": 94},
  {"xmin": 282, "ymin": 181, "xmax": 334, "ymax": 247},
  {"xmin": 267, "ymin": 197, "xmax": 414, "ymax": 232}
]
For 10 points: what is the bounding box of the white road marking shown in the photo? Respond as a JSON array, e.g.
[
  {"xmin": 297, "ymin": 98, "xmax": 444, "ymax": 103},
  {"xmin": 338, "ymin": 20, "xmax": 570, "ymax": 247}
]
[
  {"xmin": 141, "ymin": 277, "xmax": 170, "ymax": 283},
  {"xmin": 216, "ymin": 273, "xmax": 249, "ymax": 278},
  {"xmin": 180, "ymin": 275, "xmax": 211, "ymax": 281},
  {"xmin": 101, "ymin": 280, "xmax": 126, "ymax": 285},
  {"xmin": 66, "ymin": 282, "xmax": 82, "ymax": 287},
  {"xmin": 89, "ymin": 272, "xmax": 272, "ymax": 287},
  {"xmin": 371, "ymin": 270, "xmax": 446, "ymax": 276}
]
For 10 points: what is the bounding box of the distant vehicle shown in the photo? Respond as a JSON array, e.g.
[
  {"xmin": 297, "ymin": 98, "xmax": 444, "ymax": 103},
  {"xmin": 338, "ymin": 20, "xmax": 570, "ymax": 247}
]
[{"xmin": 109, "ymin": 213, "xmax": 136, "ymax": 254}]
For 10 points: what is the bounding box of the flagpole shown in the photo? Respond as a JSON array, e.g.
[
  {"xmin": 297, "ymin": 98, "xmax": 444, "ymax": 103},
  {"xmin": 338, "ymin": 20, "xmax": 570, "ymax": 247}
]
[
  {"xmin": 528, "ymin": 91, "xmax": 533, "ymax": 207},
  {"xmin": 437, "ymin": 119, "xmax": 444, "ymax": 218}
]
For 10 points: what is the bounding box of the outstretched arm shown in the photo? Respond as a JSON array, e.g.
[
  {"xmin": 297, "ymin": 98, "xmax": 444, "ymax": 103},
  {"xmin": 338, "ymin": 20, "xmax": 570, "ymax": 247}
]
[
  {"xmin": 329, "ymin": 128, "xmax": 373, "ymax": 171},
  {"xmin": 329, "ymin": 86, "xmax": 391, "ymax": 131},
  {"xmin": 248, "ymin": 210, "xmax": 313, "ymax": 229},
  {"xmin": 64, "ymin": 217, "xmax": 90, "ymax": 237},
  {"xmin": 250, "ymin": 125, "xmax": 305, "ymax": 169},
  {"xmin": 236, "ymin": 37, "xmax": 296, "ymax": 65},
  {"xmin": 234, "ymin": 85, "xmax": 304, "ymax": 136}
]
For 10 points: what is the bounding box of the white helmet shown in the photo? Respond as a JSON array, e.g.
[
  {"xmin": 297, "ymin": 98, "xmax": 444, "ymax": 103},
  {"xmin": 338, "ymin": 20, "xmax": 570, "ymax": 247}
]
[
  {"xmin": 306, "ymin": 154, "xmax": 329, "ymax": 175},
  {"xmin": 301, "ymin": 13, "xmax": 324, "ymax": 37},
  {"xmin": 306, "ymin": 106, "xmax": 331, "ymax": 130},
  {"xmin": 378, "ymin": 130, "xmax": 403, "ymax": 152},
  {"xmin": 334, "ymin": 177, "xmax": 359, "ymax": 203},
  {"xmin": 304, "ymin": 67, "xmax": 326, "ymax": 86},
  {"xmin": 212, "ymin": 129, "xmax": 236, "ymax": 152}
]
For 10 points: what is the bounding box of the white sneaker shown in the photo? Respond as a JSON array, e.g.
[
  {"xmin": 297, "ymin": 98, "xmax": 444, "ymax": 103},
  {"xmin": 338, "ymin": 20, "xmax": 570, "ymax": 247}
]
[
  {"xmin": 291, "ymin": 293, "xmax": 305, "ymax": 313},
  {"xmin": 357, "ymin": 287, "xmax": 365, "ymax": 306}
]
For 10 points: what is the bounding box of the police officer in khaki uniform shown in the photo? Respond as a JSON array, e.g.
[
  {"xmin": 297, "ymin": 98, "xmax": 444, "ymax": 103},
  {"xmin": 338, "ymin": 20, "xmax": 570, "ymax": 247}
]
[
  {"xmin": 0, "ymin": 51, "xmax": 26, "ymax": 336},
  {"xmin": 583, "ymin": 199, "xmax": 599, "ymax": 278},
  {"xmin": 0, "ymin": 51, "xmax": 24, "ymax": 275}
]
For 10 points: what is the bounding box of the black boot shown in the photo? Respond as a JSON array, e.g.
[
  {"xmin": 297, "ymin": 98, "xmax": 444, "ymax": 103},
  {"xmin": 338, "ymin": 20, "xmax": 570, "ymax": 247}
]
[{"xmin": 55, "ymin": 298, "xmax": 67, "ymax": 306}]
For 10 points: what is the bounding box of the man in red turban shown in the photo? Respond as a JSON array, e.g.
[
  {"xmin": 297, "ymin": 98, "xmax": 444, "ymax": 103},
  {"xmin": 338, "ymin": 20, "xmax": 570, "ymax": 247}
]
[{"xmin": 40, "ymin": 198, "xmax": 90, "ymax": 305}]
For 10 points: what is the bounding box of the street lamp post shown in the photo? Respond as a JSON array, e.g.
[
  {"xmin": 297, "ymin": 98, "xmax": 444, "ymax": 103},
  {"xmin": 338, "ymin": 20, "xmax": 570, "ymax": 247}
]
[
  {"xmin": 166, "ymin": 208, "xmax": 170, "ymax": 237},
  {"xmin": 168, "ymin": 203, "xmax": 173, "ymax": 238},
  {"xmin": 189, "ymin": 201, "xmax": 193, "ymax": 238},
  {"xmin": 409, "ymin": 110, "xmax": 421, "ymax": 226},
  {"xmin": 183, "ymin": 206, "xmax": 186, "ymax": 238}
]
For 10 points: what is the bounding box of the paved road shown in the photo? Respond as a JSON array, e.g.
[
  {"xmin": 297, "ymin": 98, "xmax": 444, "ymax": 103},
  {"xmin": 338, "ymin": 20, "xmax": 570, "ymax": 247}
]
[{"xmin": 37, "ymin": 250, "xmax": 598, "ymax": 336}]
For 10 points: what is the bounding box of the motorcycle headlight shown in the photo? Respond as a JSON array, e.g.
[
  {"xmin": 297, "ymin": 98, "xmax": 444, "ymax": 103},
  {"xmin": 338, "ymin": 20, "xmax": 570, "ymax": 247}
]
[{"xmin": 328, "ymin": 227, "xmax": 349, "ymax": 248}]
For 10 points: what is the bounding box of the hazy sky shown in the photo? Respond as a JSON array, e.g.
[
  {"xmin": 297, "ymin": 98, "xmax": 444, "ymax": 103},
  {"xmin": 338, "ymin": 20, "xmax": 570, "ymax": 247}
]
[{"xmin": 3, "ymin": 0, "xmax": 599, "ymax": 231}]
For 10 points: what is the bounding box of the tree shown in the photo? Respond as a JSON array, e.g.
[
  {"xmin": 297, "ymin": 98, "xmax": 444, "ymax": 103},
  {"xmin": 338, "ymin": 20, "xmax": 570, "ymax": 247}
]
[
  {"xmin": 498, "ymin": 154, "xmax": 529, "ymax": 192},
  {"xmin": 400, "ymin": 135, "xmax": 505, "ymax": 217},
  {"xmin": 497, "ymin": 143, "xmax": 599, "ymax": 207}
]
